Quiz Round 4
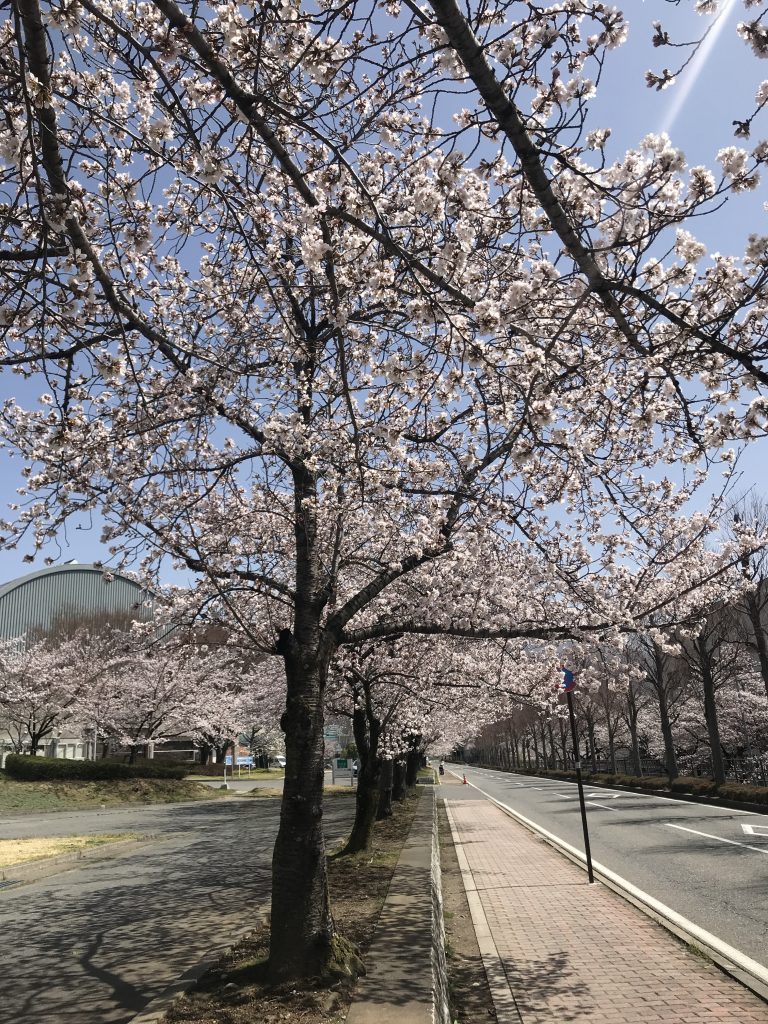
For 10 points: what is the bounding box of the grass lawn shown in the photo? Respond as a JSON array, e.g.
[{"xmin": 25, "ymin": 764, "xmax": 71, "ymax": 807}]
[
  {"xmin": 0, "ymin": 773, "xmax": 232, "ymax": 815},
  {"xmin": 0, "ymin": 833, "xmax": 139, "ymax": 868}
]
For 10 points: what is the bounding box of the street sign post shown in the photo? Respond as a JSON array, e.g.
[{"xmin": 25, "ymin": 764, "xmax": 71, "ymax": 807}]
[
  {"xmin": 562, "ymin": 668, "xmax": 595, "ymax": 884},
  {"xmin": 332, "ymin": 757, "xmax": 355, "ymax": 786}
]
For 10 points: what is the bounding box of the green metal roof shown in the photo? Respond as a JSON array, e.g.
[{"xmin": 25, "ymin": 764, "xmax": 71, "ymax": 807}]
[{"xmin": 0, "ymin": 563, "xmax": 153, "ymax": 640}]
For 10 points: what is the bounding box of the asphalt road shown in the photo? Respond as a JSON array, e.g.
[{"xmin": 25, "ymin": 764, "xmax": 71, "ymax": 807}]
[
  {"xmin": 449, "ymin": 765, "xmax": 768, "ymax": 970},
  {"xmin": 0, "ymin": 795, "xmax": 355, "ymax": 1024}
]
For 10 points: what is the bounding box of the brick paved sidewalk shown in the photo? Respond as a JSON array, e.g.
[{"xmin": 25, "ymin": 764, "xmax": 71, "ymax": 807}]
[{"xmin": 445, "ymin": 797, "xmax": 768, "ymax": 1024}]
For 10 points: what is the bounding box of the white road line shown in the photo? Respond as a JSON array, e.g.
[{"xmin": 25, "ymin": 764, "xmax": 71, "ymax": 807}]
[
  {"xmin": 587, "ymin": 801, "xmax": 617, "ymax": 811},
  {"xmin": 465, "ymin": 769, "xmax": 759, "ymax": 812},
  {"xmin": 742, "ymin": 823, "xmax": 768, "ymax": 837},
  {"xmin": 666, "ymin": 823, "xmax": 768, "ymax": 855}
]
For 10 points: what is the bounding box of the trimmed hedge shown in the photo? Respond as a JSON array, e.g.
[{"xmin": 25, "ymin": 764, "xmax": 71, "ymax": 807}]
[
  {"xmin": 481, "ymin": 765, "xmax": 768, "ymax": 806},
  {"xmin": 3, "ymin": 753, "xmax": 188, "ymax": 782}
]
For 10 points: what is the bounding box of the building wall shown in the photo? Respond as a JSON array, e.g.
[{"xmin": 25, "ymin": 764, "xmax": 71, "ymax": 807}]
[{"xmin": 0, "ymin": 562, "xmax": 153, "ymax": 641}]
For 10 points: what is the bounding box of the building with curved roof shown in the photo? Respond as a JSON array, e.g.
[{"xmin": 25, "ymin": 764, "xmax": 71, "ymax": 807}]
[{"xmin": 0, "ymin": 561, "xmax": 153, "ymax": 642}]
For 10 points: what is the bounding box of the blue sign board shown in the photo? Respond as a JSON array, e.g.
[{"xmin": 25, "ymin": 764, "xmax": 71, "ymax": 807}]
[
  {"xmin": 224, "ymin": 755, "xmax": 233, "ymax": 766},
  {"xmin": 236, "ymin": 756, "xmax": 253, "ymax": 766}
]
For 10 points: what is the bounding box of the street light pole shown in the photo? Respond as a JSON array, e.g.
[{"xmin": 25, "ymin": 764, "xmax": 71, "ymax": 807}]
[{"xmin": 566, "ymin": 688, "xmax": 595, "ymax": 883}]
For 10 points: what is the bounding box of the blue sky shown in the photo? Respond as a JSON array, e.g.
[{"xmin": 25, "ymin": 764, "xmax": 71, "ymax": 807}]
[{"xmin": 0, "ymin": 2, "xmax": 765, "ymax": 583}]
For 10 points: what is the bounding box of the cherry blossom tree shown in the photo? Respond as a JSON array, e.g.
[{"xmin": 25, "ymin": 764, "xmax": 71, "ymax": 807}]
[
  {"xmin": 0, "ymin": 638, "xmax": 73, "ymax": 753},
  {"xmin": 632, "ymin": 633, "xmax": 691, "ymax": 779},
  {"xmin": 2, "ymin": 0, "xmax": 768, "ymax": 981},
  {"xmin": 0, "ymin": 629, "xmax": 131, "ymax": 754}
]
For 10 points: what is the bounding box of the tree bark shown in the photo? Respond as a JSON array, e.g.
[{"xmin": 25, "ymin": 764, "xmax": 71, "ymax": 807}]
[
  {"xmin": 558, "ymin": 718, "xmax": 568, "ymax": 767},
  {"xmin": 653, "ymin": 644, "xmax": 679, "ymax": 779},
  {"xmin": 343, "ymin": 699, "xmax": 381, "ymax": 855},
  {"xmin": 586, "ymin": 715, "xmax": 598, "ymax": 773},
  {"xmin": 699, "ymin": 645, "xmax": 726, "ymax": 786},
  {"xmin": 547, "ymin": 720, "xmax": 557, "ymax": 769},
  {"xmin": 393, "ymin": 758, "xmax": 407, "ymax": 802},
  {"xmin": 405, "ymin": 747, "xmax": 420, "ymax": 787},
  {"xmin": 538, "ymin": 724, "xmax": 548, "ymax": 771},
  {"xmin": 626, "ymin": 682, "xmax": 642, "ymax": 777},
  {"xmin": 377, "ymin": 757, "xmax": 394, "ymax": 819},
  {"xmin": 269, "ymin": 651, "xmax": 332, "ymax": 981},
  {"xmin": 746, "ymin": 592, "xmax": 768, "ymax": 702},
  {"xmin": 269, "ymin": 462, "xmax": 338, "ymax": 983}
]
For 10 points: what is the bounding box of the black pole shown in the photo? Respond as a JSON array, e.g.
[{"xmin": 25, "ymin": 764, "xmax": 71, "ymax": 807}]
[{"xmin": 566, "ymin": 690, "xmax": 595, "ymax": 883}]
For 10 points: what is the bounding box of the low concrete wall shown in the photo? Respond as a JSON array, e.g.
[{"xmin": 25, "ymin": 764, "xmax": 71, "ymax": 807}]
[
  {"xmin": 346, "ymin": 787, "xmax": 450, "ymax": 1024},
  {"xmin": 430, "ymin": 792, "xmax": 451, "ymax": 1024}
]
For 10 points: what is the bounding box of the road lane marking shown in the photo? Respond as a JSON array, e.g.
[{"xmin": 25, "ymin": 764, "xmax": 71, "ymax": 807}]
[
  {"xmin": 741, "ymin": 824, "xmax": 768, "ymax": 837},
  {"xmin": 459, "ymin": 769, "xmax": 759, "ymax": 812},
  {"xmin": 666, "ymin": 823, "xmax": 768, "ymax": 855}
]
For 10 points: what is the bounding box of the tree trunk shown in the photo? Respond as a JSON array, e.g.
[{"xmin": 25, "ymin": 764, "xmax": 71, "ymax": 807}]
[
  {"xmin": 343, "ymin": 700, "xmax": 381, "ymax": 855},
  {"xmin": 538, "ymin": 724, "xmax": 548, "ymax": 771},
  {"xmin": 405, "ymin": 747, "xmax": 420, "ymax": 787},
  {"xmin": 657, "ymin": 685, "xmax": 678, "ymax": 779},
  {"xmin": 269, "ymin": 651, "xmax": 333, "ymax": 982},
  {"xmin": 587, "ymin": 716, "xmax": 597, "ymax": 773},
  {"xmin": 547, "ymin": 720, "xmax": 557, "ymax": 769},
  {"xmin": 746, "ymin": 593, "xmax": 768, "ymax": 702},
  {"xmin": 700, "ymin": 649, "xmax": 726, "ymax": 785},
  {"xmin": 393, "ymin": 758, "xmax": 407, "ymax": 802},
  {"xmin": 607, "ymin": 725, "xmax": 616, "ymax": 774},
  {"xmin": 377, "ymin": 757, "xmax": 394, "ymax": 819},
  {"xmin": 654, "ymin": 645, "xmax": 678, "ymax": 779},
  {"xmin": 628, "ymin": 715, "xmax": 642, "ymax": 777},
  {"xmin": 28, "ymin": 724, "xmax": 42, "ymax": 756},
  {"xmin": 627, "ymin": 682, "xmax": 642, "ymax": 777},
  {"xmin": 558, "ymin": 718, "xmax": 568, "ymax": 767},
  {"xmin": 268, "ymin": 458, "xmax": 349, "ymax": 983}
]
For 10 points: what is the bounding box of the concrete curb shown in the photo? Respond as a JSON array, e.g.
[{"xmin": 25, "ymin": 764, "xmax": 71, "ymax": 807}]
[
  {"xmin": 347, "ymin": 788, "xmax": 448, "ymax": 1024},
  {"xmin": 456, "ymin": 771, "xmax": 768, "ymax": 1005},
  {"xmin": 430, "ymin": 792, "xmax": 451, "ymax": 1024}
]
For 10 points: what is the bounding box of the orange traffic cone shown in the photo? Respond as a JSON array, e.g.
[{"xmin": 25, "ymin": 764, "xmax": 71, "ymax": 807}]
[{"xmin": 462, "ymin": 774, "xmax": 468, "ymax": 785}]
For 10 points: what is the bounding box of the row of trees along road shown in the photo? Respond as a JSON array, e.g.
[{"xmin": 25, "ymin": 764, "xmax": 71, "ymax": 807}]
[
  {"xmin": 2, "ymin": 0, "xmax": 768, "ymax": 982},
  {"xmin": 467, "ymin": 501, "xmax": 768, "ymax": 786},
  {"xmin": 0, "ymin": 620, "xmax": 284, "ymax": 762}
]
